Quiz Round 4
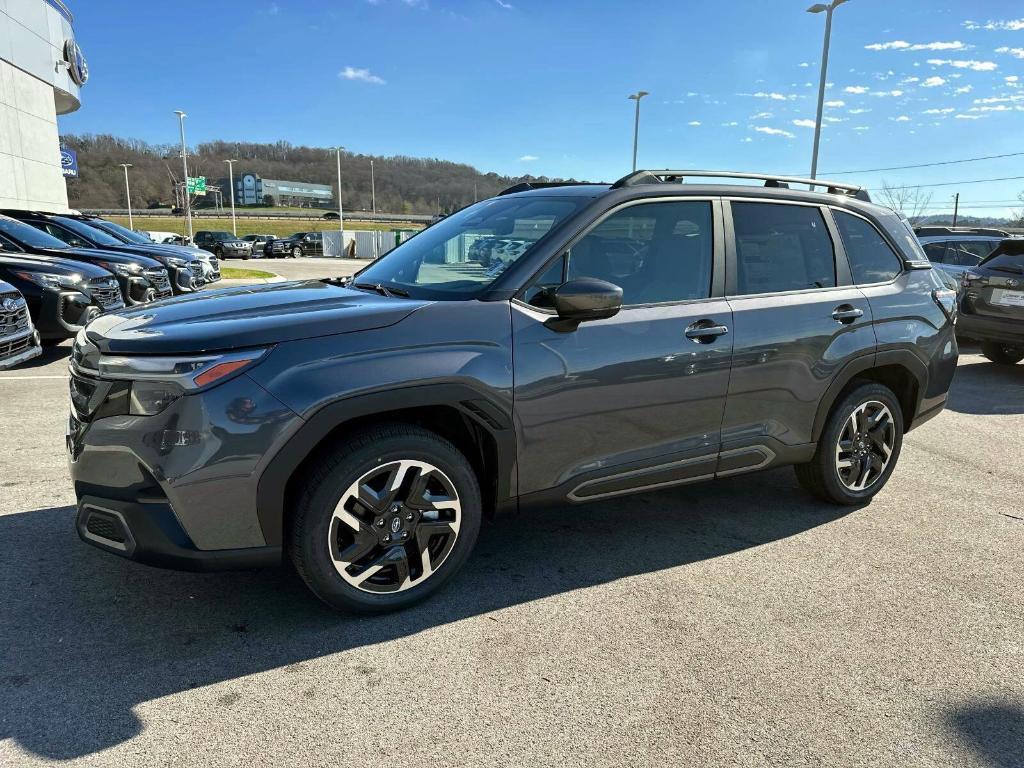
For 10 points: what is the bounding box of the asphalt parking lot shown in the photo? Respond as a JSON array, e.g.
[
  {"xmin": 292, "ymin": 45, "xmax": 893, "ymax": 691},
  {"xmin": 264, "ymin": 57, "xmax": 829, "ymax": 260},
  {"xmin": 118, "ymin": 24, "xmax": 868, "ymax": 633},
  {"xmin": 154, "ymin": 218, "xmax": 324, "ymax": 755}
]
[{"xmin": 1, "ymin": 275, "xmax": 1022, "ymax": 765}]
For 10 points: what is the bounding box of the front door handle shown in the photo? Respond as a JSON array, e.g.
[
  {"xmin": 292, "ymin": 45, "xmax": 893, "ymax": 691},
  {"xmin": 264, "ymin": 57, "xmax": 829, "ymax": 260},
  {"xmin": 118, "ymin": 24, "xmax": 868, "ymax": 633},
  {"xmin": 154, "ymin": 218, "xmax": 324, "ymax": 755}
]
[
  {"xmin": 831, "ymin": 305, "xmax": 864, "ymax": 324},
  {"xmin": 685, "ymin": 320, "xmax": 730, "ymax": 343}
]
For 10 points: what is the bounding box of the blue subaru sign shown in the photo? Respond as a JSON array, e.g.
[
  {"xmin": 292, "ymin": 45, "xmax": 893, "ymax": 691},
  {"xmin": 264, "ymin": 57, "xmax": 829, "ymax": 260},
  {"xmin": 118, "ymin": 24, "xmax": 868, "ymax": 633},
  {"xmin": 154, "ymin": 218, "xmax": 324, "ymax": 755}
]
[{"xmin": 61, "ymin": 149, "xmax": 78, "ymax": 178}]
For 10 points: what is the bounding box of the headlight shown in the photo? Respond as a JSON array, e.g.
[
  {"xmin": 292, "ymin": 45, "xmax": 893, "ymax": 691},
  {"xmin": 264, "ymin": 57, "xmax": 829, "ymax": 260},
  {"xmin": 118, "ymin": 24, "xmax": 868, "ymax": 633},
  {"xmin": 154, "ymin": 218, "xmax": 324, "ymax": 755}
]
[
  {"xmin": 164, "ymin": 257, "xmax": 187, "ymax": 268},
  {"xmin": 95, "ymin": 349, "xmax": 270, "ymax": 415},
  {"xmin": 15, "ymin": 271, "xmax": 83, "ymax": 289},
  {"xmin": 97, "ymin": 261, "xmax": 142, "ymax": 277}
]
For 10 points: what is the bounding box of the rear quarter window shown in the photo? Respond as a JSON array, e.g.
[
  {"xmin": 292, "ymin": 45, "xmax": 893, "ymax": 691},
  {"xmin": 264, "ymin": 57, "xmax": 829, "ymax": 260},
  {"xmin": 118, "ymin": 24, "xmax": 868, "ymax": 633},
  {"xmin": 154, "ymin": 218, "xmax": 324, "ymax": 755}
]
[{"xmin": 833, "ymin": 210, "xmax": 903, "ymax": 284}]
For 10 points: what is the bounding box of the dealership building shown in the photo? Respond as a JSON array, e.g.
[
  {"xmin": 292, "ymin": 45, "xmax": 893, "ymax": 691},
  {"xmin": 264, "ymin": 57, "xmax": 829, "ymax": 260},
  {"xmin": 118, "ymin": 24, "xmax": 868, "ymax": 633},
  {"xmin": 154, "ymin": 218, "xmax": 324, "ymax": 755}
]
[
  {"xmin": 225, "ymin": 171, "xmax": 334, "ymax": 208},
  {"xmin": 0, "ymin": 0, "xmax": 84, "ymax": 212}
]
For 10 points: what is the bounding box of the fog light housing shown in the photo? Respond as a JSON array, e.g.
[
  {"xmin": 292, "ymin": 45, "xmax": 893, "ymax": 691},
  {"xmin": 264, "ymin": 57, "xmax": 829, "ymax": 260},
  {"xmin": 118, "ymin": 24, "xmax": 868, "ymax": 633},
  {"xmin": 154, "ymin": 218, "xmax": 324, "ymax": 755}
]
[{"xmin": 129, "ymin": 381, "xmax": 183, "ymax": 416}]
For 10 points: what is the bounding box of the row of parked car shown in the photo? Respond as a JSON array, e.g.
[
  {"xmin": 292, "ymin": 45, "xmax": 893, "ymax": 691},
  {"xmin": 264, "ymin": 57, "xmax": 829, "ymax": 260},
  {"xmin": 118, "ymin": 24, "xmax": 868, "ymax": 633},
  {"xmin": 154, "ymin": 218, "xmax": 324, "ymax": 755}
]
[
  {"xmin": 0, "ymin": 211, "xmax": 221, "ymax": 370},
  {"xmin": 915, "ymin": 225, "xmax": 1024, "ymax": 365},
  {"xmin": 189, "ymin": 230, "xmax": 328, "ymax": 260}
]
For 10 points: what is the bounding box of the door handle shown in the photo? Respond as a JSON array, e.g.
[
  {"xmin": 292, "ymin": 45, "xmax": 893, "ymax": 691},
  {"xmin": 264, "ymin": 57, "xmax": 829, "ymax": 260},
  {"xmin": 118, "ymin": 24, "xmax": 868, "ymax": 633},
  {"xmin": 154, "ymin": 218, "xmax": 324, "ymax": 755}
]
[
  {"xmin": 685, "ymin": 320, "xmax": 730, "ymax": 343},
  {"xmin": 831, "ymin": 305, "xmax": 864, "ymax": 324}
]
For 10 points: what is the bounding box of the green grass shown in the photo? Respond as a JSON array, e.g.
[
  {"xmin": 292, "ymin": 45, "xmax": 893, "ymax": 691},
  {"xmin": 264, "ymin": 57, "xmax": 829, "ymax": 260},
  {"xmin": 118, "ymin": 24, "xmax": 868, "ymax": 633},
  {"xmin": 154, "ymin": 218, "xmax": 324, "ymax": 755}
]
[
  {"xmin": 108, "ymin": 216, "xmax": 422, "ymax": 238},
  {"xmin": 220, "ymin": 267, "xmax": 277, "ymax": 280}
]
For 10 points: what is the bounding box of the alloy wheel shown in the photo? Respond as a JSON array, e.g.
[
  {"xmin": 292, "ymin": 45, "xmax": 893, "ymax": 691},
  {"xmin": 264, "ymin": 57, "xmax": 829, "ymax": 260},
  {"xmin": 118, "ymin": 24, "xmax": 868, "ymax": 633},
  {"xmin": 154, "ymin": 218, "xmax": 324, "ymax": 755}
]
[
  {"xmin": 329, "ymin": 460, "xmax": 462, "ymax": 593},
  {"xmin": 834, "ymin": 400, "xmax": 896, "ymax": 491}
]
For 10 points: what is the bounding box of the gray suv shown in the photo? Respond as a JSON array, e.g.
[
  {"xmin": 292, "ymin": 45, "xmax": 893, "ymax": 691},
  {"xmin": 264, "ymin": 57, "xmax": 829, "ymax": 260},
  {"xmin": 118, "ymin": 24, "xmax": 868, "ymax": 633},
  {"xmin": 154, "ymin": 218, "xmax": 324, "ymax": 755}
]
[{"xmin": 68, "ymin": 170, "xmax": 959, "ymax": 613}]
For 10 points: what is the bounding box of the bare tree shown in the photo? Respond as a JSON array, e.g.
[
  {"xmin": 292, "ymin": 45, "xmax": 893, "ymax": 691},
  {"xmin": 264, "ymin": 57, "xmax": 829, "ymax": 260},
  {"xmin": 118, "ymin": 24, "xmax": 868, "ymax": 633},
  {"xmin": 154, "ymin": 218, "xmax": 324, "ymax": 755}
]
[
  {"xmin": 878, "ymin": 180, "xmax": 934, "ymax": 224},
  {"xmin": 1011, "ymin": 190, "xmax": 1024, "ymax": 227}
]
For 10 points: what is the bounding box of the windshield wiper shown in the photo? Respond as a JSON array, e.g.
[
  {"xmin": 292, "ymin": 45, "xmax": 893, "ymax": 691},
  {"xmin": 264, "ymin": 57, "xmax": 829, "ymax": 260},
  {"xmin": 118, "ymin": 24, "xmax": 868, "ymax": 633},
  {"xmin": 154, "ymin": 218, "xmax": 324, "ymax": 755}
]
[{"xmin": 352, "ymin": 281, "xmax": 410, "ymax": 298}]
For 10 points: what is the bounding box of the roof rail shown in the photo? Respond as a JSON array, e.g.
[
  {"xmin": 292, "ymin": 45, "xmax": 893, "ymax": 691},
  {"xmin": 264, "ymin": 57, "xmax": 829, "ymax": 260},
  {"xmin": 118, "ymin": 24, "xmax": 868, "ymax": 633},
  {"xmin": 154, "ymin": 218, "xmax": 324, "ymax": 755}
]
[
  {"xmin": 912, "ymin": 225, "xmax": 1010, "ymax": 238},
  {"xmin": 611, "ymin": 169, "xmax": 871, "ymax": 202},
  {"xmin": 497, "ymin": 181, "xmax": 606, "ymax": 196}
]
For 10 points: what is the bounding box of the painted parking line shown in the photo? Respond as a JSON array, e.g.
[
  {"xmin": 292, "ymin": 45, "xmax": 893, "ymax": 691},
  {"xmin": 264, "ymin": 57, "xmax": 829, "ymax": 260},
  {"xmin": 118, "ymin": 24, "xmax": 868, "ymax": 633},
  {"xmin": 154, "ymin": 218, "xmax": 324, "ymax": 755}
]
[{"xmin": 0, "ymin": 375, "xmax": 69, "ymax": 380}]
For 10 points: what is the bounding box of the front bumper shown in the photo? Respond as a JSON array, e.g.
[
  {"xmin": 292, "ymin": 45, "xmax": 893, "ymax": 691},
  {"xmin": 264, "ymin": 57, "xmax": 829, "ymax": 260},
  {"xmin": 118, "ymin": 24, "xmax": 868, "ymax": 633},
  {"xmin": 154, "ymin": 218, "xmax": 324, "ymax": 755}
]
[
  {"xmin": 68, "ymin": 369, "xmax": 302, "ymax": 566},
  {"xmin": 0, "ymin": 328, "xmax": 42, "ymax": 370},
  {"xmin": 35, "ymin": 288, "xmax": 102, "ymax": 340},
  {"xmin": 957, "ymin": 312, "xmax": 1024, "ymax": 345}
]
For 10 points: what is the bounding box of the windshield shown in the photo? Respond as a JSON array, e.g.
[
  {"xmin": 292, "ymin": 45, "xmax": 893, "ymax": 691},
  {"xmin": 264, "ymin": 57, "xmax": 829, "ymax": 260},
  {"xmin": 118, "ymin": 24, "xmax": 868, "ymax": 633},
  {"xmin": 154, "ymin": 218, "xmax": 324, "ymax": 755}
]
[
  {"xmin": 90, "ymin": 219, "xmax": 152, "ymax": 244},
  {"xmin": 0, "ymin": 217, "xmax": 71, "ymax": 250},
  {"xmin": 354, "ymin": 196, "xmax": 586, "ymax": 299},
  {"xmin": 211, "ymin": 231, "xmax": 234, "ymax": 240},
  {"xmin": 53, "ymin": 216, "xmax": 124, "ymax": 246}
]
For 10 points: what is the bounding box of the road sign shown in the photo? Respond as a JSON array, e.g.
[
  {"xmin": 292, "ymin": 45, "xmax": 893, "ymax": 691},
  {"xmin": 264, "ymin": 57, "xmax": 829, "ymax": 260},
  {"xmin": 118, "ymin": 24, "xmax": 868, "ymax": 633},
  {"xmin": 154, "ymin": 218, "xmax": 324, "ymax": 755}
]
[
  {"xmin": 60, "ymin": 149, "xmax": 78, "ymax": 177},
  {"xmin": 186, "ymin": 176, "xmax": 207, "ymax": 195}
]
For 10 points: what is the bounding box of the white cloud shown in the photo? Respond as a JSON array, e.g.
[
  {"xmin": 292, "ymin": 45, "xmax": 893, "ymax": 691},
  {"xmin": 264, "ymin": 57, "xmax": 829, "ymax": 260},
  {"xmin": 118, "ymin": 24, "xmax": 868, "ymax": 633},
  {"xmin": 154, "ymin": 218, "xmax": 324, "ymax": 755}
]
[
  {"xmin": 923, "ymin": 107, "xmax": 956, "ymax": 114},
  {"xmin": 823, "ymin": 116, "xmax": 845, "ymax": 123},
  {"xmin": 494, "ymin": 0, "xmax": 513, "ymax": 7},
  {"xmin": 921, "ymin": 76, "xmax": 946, "ymax": 88},
  {"xmin": 740, "ymin": 137, "xmax": 753, "ymax": 143},
  {"xmin": 687, "ymin": 121, "xmax": 702, "ymax": 126},
  {"xmin": 927, "ymin": 58, "xmax": 998, "ymax": 71},
  {"xmin": 852, "ymin": 126, "xmax": 870, "ymax": 131},
  {"xmin": 339, "ymin": 66, "xmax": 386, "ymax": 84},
  {"xmin": 518, "ymin": 154, "xmax": 538, "ymax": 161},
  {"xmin": 870, "ymin": 89, "xmax": 904, "ymax": 97},
  {"xmin": 902, "ymin": 76, "xmax": 920, "ymax": 84},
  {"xmin": 844, "ymin": 85, "xmax": 869, "ymax": 94},
  {"xmin": 892, "ymin": 115, "xmax": 912, "ymax": 122},
  {"xmin": 974, "ymin": 94, "xmax": 1024, "ymax": 104},
  {"xmin": 752, "ymin": 91, "xmax": 794, "ymax": 101},
  {"xmin": 1007, "ymin": 76, "xmax": 1020, "ymax": 83},
  {"xmin": 964, "ymin": 18, "xmax": 1024, "ymax": 31},
  {"xmin": 865, "ymin": 40, "xmax": 967, "ymax": 51},
  {"xmin": 970, "ymin": 104, "xmax": 1013, "ymax": 112},
  {"xmin": 848, "ymin": 108, "xmax": 871, "ymax": 114},
  {"xmin": 753, "ymin": 126, "xmax": 795, "ymax": 138},
  {"xmin": 996, "ymin": 47, "xmax": 1024, "ymax": 60},
  {"xmin": 799, "ymin": 62, "xmax": 810, "ymax": 68},
  {"xmin": 824, "ymin": 99, "xmax": 845, "ymax": 107},
  {"xmin": 792, "ymin": 118, "xmax": 817, "ymax": 128},
  {"xmin": 954, "ymin": 85, "xmax": 973, "ymax": 94},
  {"xmin": 749, "ymin": 111, "xmax": 773, "ymax": 119},
  {"xmin": 721, "ymin": 121, "xmax": 738, "ymax": 127},
  {"xmin": 955, "ymin": 114, "xmax": 984, "ymax": 119}
]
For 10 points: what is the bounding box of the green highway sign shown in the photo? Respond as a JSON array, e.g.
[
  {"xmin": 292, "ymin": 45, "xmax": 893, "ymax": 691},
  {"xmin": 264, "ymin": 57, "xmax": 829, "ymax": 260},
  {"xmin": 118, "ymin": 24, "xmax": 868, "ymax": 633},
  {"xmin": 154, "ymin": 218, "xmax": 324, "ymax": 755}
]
[{"xmin": 186, "ymin": 176, "xmax": 207, "ymax": 195}]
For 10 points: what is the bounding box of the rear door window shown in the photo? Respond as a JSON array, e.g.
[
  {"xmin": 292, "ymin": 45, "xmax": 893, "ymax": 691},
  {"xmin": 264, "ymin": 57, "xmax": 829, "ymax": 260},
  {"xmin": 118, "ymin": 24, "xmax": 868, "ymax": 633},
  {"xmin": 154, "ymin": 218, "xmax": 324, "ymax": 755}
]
[
  {"xmin": 730, "ymin": 202, "xmax": 835, "ymax": 294},
  {"xmin": 922, "ymin": 242, "xmax": 949, "ymax": 263},
  {"xmin": 833, "ymin": 210, "xmax": 903, "ymax": 284}
]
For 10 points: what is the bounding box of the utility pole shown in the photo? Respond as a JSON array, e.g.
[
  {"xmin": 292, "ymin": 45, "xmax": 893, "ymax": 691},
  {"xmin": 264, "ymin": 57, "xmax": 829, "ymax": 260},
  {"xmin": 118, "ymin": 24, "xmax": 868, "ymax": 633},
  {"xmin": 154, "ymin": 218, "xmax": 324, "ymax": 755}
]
[
  {"xmin": 807, "ymin": 0, "xmax": 850, "ymax": 179},
  {"xmin": 627, "ymin": 91, "xmax": 649, "ymax": 172},
  {"xmin": 951, "ymin": 193, "xmax": 960, "ymax": 228},
  {"xmin": 224, "ymin": 159, "xmax": 238, "ymax": 236},
  {"xmin": 174, "ymin": 110, "xmax": 193, "ymax": 242},
  {"xmin": 370, "ymin": 159, "xmax": 377, "ymax": 216},
  {"xmin": 335, "ymin": 147, "xmax": 345, "ymax": 241},
  {"xmin": 119, "ymin": 163, "xmax": 133, "ymax": 229}
]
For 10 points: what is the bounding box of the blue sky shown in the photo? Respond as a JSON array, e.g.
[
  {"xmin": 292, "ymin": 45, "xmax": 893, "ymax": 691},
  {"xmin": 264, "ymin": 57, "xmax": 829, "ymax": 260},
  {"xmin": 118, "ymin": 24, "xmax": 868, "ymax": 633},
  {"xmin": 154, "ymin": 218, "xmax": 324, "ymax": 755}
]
[{"xmin": 61, "ymin": 0, "xmax": 1024, "ymax": 217}]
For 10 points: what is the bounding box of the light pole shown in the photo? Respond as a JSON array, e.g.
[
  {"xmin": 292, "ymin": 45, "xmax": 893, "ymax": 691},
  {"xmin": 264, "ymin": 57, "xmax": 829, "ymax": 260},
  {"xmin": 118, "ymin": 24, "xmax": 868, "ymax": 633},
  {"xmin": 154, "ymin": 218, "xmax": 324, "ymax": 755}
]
[
  {"xmin": 807, "ymin": 0, "xmax": 849, "ymax": 180},
  {"xmin": 335, "ymin": 147, "xmax": 345, "ymax": 243},
  {"xmin": 370, "ymin": 159, "xmax": 376, "ymax": 216},
  {"xmin": 627, "ymin": 90, "xmax": 649, "ymax": 173},
  {"xmin": 119, "ymin": 163, "xmax": 133, "ymax": 229},
  {"xmin": 224, "ymin": 159, "xmax": 238, "ymax": 236},
  {"xmin": 174, "ymin": 110, "xmax": 193, "ymax": 242}
]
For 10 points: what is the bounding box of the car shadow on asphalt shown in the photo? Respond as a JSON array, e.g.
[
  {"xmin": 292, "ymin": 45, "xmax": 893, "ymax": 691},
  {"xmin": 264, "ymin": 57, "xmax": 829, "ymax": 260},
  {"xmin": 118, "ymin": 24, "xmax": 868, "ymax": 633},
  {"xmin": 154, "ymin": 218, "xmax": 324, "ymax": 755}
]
[
  {"xmin": 948, "ymin": 702, "xmax": 1024, "ymax": 768},
  {"xmin": 945, "ymin": 358, "xmax": 1024, "ymax": 416},
  {"xmin": 6, "ymin": 343, "xmax": 70, "ymax": 371},
  {"xmin": 0, "ymin": 468, "xmax": 854, "ymax": 760}
]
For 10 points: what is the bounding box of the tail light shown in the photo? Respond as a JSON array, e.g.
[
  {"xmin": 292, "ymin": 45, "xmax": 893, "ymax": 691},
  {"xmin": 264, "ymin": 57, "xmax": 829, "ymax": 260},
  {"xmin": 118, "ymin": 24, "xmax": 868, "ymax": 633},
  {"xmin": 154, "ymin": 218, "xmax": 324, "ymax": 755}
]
[{"xmin": 932, "ymin": 289, "xmax": 957, "ymax": 322}]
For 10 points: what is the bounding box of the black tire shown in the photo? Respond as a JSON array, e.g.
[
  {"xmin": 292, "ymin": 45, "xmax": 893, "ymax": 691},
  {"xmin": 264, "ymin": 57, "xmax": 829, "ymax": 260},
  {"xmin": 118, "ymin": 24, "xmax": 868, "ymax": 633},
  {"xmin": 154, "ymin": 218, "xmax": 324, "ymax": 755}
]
[
  {"xmin": 795, "ymin": 382, "xmax": 904, "ymax": 506},
  {"xmin": 214, "ymin": 246, "xmax": 224, "ymax": 259},
  {"xmin": 41, "ymin": 337, "xmax": 64, "ymax": 348},
  {"xmin": 288, "ymin": 423, "xmax": 482, "ymax": 614},
  {"xmin": 980, "ymin": 341, "xmax": 1024, "ymax": 366},
  {"xmin": 291, "ymin": 246, "xmax": 302, "ymax": 259}
]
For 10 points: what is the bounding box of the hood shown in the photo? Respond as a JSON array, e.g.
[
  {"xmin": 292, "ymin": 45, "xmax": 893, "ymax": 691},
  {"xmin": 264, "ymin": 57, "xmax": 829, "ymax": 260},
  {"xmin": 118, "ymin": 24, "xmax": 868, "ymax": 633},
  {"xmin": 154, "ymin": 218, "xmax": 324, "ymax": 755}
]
[
  {"xmin": 85, "ymin": 280, "xmax": 429, "ymax": 355},
  {"xmin": 29, "ymin": 246, "xmax": 163, "ymax": 270},
  {"xmin": 93, "ymin": 243, "xmax": 203, "ymax": 265},
  {"xmin": 0, "ymin": 252, "xmax": 113, "ymax": 279},
  {"xmin": 133, "ymin": 242, "xmax": 211, "ymax": 260}
]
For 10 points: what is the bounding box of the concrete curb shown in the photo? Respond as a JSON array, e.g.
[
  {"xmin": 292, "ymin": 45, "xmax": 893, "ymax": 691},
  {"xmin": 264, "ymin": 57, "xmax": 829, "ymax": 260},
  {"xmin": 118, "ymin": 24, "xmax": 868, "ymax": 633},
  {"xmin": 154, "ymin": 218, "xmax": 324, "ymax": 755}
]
[{"xmin": 216, "ymin": 275, "xmax": 288, "ymax": 286}]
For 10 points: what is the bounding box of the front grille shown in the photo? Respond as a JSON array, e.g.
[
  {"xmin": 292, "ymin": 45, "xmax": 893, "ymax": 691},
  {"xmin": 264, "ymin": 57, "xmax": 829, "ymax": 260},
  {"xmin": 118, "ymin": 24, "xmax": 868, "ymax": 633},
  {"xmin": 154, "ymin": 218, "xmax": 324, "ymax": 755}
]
[
  {"xmin": 144, "ymin": 268, "xmax": 173, "ymax": 299},
  {"xmin": 0, "ymin": 292, "xmax": 30, "ymax": 338},
  {"xmin": 84, "ymin": 510, "xmax": 127, "ymax": 544},
  {"xmin": 88, "ymin": 278, "xmax": 124, "ymax": 310},
  {"xmin": 0, "ymin": 332, "xmax": 32, "ymax": 361}
]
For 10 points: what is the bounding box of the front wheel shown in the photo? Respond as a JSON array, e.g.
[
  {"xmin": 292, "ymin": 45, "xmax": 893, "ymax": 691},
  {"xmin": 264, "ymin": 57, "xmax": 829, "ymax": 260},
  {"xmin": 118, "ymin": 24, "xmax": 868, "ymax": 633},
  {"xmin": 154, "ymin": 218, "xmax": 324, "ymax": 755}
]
[
  {"xmin": 795, "ymin": 382, "xmax": 904, "ymax": 506},
  {"xmin": 981, "ymin": 341, "xmax": 1024, "ymax": 365},
  {"xmin": 289, "ymin": 424, "xmax": 482, "ymax": 614},
  {"xmin": 291, "ymin": 246, "xmax": 302, "ymax": 259}
]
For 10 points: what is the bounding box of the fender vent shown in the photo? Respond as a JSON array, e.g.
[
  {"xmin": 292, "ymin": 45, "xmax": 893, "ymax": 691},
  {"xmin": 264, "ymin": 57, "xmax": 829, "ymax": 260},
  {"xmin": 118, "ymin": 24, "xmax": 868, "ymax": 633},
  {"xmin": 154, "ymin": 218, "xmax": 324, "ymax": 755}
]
[{"xmin": 460, "ymin": 400, "xmax": 506, "ymax": 430}]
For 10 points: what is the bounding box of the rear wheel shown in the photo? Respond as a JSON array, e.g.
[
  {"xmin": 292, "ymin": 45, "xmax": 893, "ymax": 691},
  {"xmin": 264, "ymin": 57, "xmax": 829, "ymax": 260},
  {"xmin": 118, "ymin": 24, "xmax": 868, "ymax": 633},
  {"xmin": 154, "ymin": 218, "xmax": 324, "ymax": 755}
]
[
  {"xmin": 795, "ymin": 382, "xmax": 903, "ymax": 506},
  {"xmin": 289, "ymin": 424, "xmax": 482, "ymax": 614},
  {"xmin": 980, "ymin": 341, "xmax": 1024, "ymax": 366}
]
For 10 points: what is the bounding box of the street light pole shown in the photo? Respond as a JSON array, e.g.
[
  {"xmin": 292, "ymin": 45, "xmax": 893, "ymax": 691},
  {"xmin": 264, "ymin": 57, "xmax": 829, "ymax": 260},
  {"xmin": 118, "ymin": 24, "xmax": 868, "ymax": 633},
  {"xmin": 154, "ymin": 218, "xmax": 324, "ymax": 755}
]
[
  {"xmin": 807, "ymin": 0, "xmax": 849, "ymax": 180},
  {"xmin": 119, "ymin": 163, "xmax": 133, "ymax": 229},
  {"xmin": 224, "ymin": 159, "xmax": 237, "ymax": 236},
  {"xmin": 335, "ymin": 147, "xmax": 345, "ymax": 244},
  {"xmin": 370, "ymin": 159, "xmax": 376, "ymax": 216},
  {"xmin": 174, "ymin": 110, "xmax": 193, "ymax": 242},
  {"xmin": 627, "ymin": 91, "xmax": 649, "ymax": 173},
  {"xmin": 952, "ymin": 192, "xmax": 960, "ymax": 228}
]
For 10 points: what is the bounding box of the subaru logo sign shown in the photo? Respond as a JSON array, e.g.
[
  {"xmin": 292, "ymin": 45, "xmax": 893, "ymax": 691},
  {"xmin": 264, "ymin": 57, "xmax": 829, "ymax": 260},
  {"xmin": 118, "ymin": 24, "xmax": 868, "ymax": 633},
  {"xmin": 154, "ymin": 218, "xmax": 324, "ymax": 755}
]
[
  {"xmin": 63, "ymin": 39, "xmax": 89, "ymax": 87},
  {"xmin": 2, "ymin": 298, "xmax": 16, "ymax": 311},
  {"xmin": 60, "ymin": 149, "xmax": 78, "ymax": 178}
]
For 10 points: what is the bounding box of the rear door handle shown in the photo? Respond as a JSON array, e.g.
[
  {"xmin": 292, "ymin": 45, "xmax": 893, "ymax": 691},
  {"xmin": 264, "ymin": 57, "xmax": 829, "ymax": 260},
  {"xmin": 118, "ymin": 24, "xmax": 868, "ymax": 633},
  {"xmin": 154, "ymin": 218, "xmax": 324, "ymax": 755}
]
[
  {"xmin": 831, "ymin": 305, "xmax": 864, "ymax": 324},
  {"xmin": 685, "ymin": 320, "xmax": 730, "ymax": 343}
]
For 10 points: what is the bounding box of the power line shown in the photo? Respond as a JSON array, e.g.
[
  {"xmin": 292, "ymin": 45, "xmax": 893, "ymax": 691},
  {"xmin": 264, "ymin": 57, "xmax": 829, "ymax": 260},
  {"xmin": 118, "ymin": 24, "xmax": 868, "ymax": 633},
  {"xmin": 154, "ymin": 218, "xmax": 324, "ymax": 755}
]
[
  {"xmin": 867, "ymin": 175, "xmax": 1024, "ymax": 191},
  {"xmin": 817, "ymin": 151, "xmax": 1024, "ymax": 176}
]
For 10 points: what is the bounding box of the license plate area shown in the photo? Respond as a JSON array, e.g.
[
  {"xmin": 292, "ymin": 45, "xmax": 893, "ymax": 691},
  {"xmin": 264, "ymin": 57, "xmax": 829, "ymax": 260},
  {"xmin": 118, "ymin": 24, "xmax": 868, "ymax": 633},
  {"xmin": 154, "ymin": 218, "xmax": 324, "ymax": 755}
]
[{"xmin": 992, "ymin": 289, "xmax": 1024, "ymax": 308}]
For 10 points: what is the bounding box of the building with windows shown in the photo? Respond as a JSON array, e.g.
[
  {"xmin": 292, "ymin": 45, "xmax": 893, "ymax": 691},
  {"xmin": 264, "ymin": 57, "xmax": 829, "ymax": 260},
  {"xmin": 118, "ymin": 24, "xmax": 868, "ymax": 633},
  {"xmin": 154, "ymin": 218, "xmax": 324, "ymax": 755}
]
[
  {"xmin": 0, "ymin": 0, "xmax": 84, "ymax": 211},
  {"xmin": 224, "ymin": 171, "xmax": 334, "ymax": 208}
]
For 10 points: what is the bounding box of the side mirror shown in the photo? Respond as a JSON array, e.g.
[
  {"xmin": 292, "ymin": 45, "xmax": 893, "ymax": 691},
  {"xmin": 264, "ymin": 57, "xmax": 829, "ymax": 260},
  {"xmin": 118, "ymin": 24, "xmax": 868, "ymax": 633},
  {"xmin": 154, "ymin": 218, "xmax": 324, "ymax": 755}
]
[{"xmin": 547, "ymin": 278, "xmax": 623, "ymax": 331}]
